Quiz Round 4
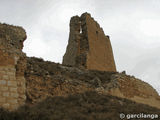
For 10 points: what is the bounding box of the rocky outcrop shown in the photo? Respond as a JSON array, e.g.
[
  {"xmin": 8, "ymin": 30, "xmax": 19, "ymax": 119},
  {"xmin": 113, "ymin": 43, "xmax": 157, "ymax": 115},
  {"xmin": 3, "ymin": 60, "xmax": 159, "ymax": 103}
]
[
  {"xmin": 0, "ymin": 23, "xmax": 26, "ymax": 110},
  {"xmin": 103, "ymin": 73, "xmax": 160, "ymax": 109},
  {"xmin": 63, "ymin": 13, "xmax": 116, "ymax": 72},
  {"xmin": 25, "ymin": 57, "xmax": 116, "ymax": 104},
  {"xmin": 25, "ymin": 57, "xmax": 160, "ymax": 109}
]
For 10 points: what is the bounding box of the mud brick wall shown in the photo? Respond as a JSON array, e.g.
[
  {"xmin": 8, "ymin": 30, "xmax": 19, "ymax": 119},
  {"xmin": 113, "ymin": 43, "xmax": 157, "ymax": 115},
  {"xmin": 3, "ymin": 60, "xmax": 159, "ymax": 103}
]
[
  {"xmin": 63, "ymin": 13, "xmax": 116, "ymax": 72},
  {"xmin": 0, "ymin": 23, "xmax": 26, "ymax": 110}
]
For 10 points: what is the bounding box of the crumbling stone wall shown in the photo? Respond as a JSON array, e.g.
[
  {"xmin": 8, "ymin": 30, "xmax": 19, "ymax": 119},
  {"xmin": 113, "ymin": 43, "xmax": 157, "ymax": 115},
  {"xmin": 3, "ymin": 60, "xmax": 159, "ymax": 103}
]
[
  {"xmin": 25, "ymin": 57, "xmax": 117, "ymax": 104},
  {"xmin": 62, "ymin": 16, "xmax": 81, "ymax": 66},
  {"xmin": 0, "ymin": 23, "xmax": 26, "ymax": 110},
  {"xmin": 106, "ymin": 73, "xmax": 160, "ymax": 109},
  {"xmin": 25, "ymin": 57, "xmax": 160, "ymax": 109},
  {"xmin": 63, "ymin": 13, "xmax": 116, "ymax": 72}
]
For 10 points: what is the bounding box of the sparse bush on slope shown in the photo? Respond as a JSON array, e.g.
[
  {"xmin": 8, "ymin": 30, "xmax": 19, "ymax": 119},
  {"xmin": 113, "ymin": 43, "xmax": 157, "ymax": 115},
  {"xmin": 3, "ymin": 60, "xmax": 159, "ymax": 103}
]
[{"xmin": 0, "ymin": 91, "xmax": 160, "ymax": 120}]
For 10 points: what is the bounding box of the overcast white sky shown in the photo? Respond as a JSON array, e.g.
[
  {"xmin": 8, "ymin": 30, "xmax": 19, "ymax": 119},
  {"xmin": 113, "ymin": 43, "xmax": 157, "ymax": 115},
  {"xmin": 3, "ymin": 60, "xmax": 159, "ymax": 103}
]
[{"xmin": 0, "ymin": 0, "xmax": 160, "ymax": 94}]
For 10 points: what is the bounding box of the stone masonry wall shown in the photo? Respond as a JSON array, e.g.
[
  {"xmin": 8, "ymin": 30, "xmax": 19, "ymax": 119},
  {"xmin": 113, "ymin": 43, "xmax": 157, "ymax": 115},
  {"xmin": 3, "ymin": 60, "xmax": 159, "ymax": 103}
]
[
  {"xmin": 63, "ymin": 16, "xmax": 81, "ymax": 66},
  {"xmin": 63, "ymin": 13, "xmax": 116, "ymax": 72},
  {"xmin": 84, "ymin": 13, "xmax": 116, "ymax": 71},
  {"xmin": 0, "ymin": 23, "xmax": 26, "ymax": 110},
  {"xmin": 107, "ymin": 73, "xmax": 160, "ymax": 109}
]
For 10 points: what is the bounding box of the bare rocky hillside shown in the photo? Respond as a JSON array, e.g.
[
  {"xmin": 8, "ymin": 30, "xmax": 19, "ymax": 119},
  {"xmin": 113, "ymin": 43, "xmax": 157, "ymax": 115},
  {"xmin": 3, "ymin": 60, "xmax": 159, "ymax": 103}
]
[{"xmin": 25, "ymin": 57, "xmax": 160, "ymax": 109}]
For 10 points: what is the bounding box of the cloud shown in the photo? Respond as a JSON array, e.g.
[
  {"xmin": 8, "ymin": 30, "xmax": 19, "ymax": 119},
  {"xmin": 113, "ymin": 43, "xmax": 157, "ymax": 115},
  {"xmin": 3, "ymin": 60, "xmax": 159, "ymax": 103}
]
[
  {"xmin": 126, "ymin": 46, "xmax": 160, "ymax": 93},
  {"xmin": 139, "ymin": 19, "xmax": 160, "ymax": 38},
  {"xmin": 23, "ymin": 0, "xmax": 97, "ymax": 62}
]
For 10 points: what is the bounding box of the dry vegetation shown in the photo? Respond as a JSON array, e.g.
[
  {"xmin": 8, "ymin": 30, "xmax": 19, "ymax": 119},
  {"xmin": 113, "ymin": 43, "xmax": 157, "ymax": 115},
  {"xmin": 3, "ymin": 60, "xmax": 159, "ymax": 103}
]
[{"xmin": 0, "ymin": 91, "xmax": 160, "ymax": 120}]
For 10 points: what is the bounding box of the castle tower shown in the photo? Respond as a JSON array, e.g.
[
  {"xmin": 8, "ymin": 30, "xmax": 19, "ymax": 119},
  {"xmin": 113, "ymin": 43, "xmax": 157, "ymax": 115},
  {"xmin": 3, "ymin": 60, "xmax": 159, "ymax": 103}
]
[{"xmin": 63, "ymin": 13, "xmax": 116, "ymax": 72}]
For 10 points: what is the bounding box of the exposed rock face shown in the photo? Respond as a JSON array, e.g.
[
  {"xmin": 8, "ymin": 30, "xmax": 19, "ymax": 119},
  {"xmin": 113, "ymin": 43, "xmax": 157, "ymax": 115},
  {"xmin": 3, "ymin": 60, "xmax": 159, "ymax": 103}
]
[
  {"xmin": 25, "ymin": 57, "xmax": 160, "ymax": 109},
  {"xmin": 106, "ymin": 74, "xmax": 160, "ymax": 109},
  {"xmin": 0, "ymin": 23, "xmax": 26, "ymax": 50},
  {"xmin": 0, "ymin": 23, "xmax": 26, "ymax": 110},
  {"xmin": 63, "ymin": 13, "xmax": 116, "ymax": 72},
  {"xmin": 25, "ymin": 57, "xmax": 115, "ymax": 104}
]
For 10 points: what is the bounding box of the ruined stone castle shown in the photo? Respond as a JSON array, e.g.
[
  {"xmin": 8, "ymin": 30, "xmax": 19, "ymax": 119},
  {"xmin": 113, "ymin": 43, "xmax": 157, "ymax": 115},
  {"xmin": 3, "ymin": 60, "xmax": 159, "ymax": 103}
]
[
  {"xmin": 63, "ymin": 13, "xmax": 116, "ymax": 72},
  {"xmin": 0, "ymin": 13, "xmax": 160, "ymax": 111}
]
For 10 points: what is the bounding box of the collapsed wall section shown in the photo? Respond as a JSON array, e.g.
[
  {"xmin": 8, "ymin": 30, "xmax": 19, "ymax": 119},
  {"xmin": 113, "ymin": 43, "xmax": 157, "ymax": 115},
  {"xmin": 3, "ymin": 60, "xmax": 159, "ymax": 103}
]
[
  {"xmin": 0, "ymin": 24, "xmax": 26, "ymax": 110},
  {"xmin": 63, "ymin": 13, "xmax": 116, "ymax": 72}
]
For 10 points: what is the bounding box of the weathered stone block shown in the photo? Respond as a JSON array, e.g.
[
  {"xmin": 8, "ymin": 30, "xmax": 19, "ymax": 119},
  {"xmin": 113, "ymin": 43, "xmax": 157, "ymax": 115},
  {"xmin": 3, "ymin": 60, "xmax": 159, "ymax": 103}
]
[
  {"xmin": 0, "ymin": 51, "xmax": 15, "ymax": 66},
  {"xmin": 8, "ymin": 81, "xmax": 17, "ymax": 87},
  {"xmin": 8, "ymin": 72, "xmax": 15, "ymax": 76},
  {"xmin": 0, "ymin": 80, "xmax": 6, "ymax": 85},
  {"xmin": 2, "ymin": 103, "xmax": 10, "ymax": 109},
  {"xmin": 3, "ymin": 75, "xmax": 9, "ymax": 80},
  {"xmin": 0, "ymin": 70, "xmax": 5, "ymax": 74},
  {"xmin": 8, "ymin": 99, "xmax": 18, "ymax": 104},
  {"xmin": 10, "ymin": 92, "xmax": 19, "ymax": 98},
  {"xmin": 3, "ymin": 92, "xmax": 9, "ymax": 97},
  {"xmin": 0, "ymin": 98, "xmax": 6, "ymax": 103},
  {"xmin": 0, "ymin": 86, "xmax": 8, "ymax": 91},
  {"xmin": 9, "ymin": 87, "xmax": 17, "ymax": 92}
]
